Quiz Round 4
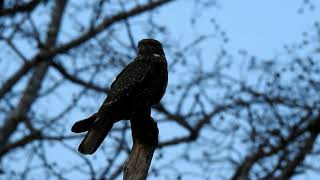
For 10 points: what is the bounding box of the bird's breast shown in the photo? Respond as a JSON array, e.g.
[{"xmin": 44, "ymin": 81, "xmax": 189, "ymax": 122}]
[{"xmin": 149, "ymin": 63, "xmax": 168, "ymax": 104}]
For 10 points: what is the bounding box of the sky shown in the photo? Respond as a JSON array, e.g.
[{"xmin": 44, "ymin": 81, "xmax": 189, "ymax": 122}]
[
  {"xmin": 166, "ymin": 0, "xmax": 318, "ymax": 57},
  {"xmin": 219, "ymin": 0, "xmax": 317, "ymax": 56}
]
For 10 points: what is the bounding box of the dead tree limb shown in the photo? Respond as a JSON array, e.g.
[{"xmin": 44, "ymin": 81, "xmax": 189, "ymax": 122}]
[{"xmin": 124, "ymin": 111, "xmax": 159, "ymax": 180}]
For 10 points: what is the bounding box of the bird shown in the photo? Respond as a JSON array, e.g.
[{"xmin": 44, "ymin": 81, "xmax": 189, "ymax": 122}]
[{"xmin": 71, "ymin": 39, "xmax": 168, "ymax": 155}]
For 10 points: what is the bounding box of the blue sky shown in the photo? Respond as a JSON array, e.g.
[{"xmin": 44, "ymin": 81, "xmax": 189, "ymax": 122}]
[
  {"xmin": 156, "ymin": 0, "xmax": 318, "ymax": 57},
  {"xmin": 219, "ymin": 0, "xmax": 318, "ymax": 57}
]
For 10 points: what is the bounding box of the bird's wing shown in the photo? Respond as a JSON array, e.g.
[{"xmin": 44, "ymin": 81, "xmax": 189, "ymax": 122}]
[{"xmin": 98, "ymin": 59, "xmax": 152, "ymax": 112}]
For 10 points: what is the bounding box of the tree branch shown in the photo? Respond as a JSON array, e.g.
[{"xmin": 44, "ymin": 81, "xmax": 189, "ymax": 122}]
[
  {"xmin": 0, "ymin": 0, "xmax": 41, "ymax": 16},
  {"xmin": 50, "ymin": 61, "xmax": 109, "ymax": 93},
  {"xmin": 46, "ymin": 0, "xmax": 173, "ymax": 56}
]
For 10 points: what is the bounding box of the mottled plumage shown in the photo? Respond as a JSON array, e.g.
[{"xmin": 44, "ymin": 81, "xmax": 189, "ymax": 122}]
[{"xmin": 71, "ymin": 39, "xmax": 168, "ymax": 154}]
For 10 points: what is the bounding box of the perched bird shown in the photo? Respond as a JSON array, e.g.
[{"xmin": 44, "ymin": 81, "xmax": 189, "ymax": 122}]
[{"xmin": 71, "ymin": 39, "xmax": 168, "ymax": 154}]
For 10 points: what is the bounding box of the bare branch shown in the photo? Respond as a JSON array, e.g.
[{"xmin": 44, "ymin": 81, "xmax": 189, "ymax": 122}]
[{"xmin": 0, "ymin": 0, "xmax": 41, "ymax": 16}]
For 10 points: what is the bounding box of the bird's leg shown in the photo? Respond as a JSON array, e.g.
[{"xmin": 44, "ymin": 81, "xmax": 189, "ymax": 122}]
[
  {"xmin": 130, "ymin": 90, "xmax": 158, "ymax": 146},
  {"xmin": 131, "ymin": 108, "xmax": 158, "ymax": 146}
]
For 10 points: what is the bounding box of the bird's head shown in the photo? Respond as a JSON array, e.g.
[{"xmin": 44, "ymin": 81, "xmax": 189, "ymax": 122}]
[{"xmin": 138, "ymin": 39, "xmax": 165, "ymax": 56}]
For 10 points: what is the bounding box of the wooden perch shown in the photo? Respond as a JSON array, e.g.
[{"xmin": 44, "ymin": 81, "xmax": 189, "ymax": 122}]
[{"xmin": 123, "ymin": 111, "xmax": 159, "ymax": 180}]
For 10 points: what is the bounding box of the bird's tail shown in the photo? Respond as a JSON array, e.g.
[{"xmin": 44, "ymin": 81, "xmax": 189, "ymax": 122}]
[
  {"xmin": 77, "ymin": 116, "xmax": 113, "ymax": 155},
  {"xmin": 71, "ymin": 113, "xmax": 97, "ymax": 133}
]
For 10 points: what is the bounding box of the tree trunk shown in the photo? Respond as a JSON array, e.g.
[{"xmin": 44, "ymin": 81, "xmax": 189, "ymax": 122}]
[{"xmin": 0, "ymin": 0, "xmax": 67, "ymax": 146}]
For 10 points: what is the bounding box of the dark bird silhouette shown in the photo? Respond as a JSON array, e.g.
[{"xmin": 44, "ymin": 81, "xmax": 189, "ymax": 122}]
[{"xmin": 71, "ymin": 39, "xmax": 168, "ymax": 154}]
